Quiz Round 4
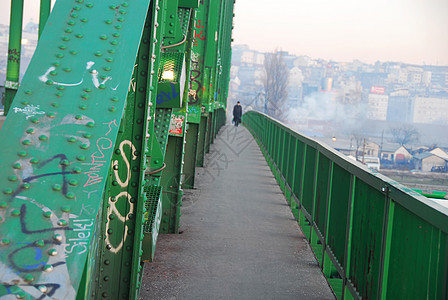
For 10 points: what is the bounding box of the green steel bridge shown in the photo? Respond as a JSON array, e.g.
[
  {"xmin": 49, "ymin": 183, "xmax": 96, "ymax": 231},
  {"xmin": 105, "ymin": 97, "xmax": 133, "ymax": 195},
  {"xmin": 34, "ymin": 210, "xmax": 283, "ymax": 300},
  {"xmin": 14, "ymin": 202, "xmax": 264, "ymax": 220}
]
[{"xmin": 0, "ymin": 1, "xmax": 447, "ymax": 299}]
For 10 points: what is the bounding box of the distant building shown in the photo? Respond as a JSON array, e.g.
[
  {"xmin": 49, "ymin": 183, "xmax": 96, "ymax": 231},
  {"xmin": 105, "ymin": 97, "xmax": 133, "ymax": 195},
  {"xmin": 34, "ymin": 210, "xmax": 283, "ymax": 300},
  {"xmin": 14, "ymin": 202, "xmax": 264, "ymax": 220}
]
[
  {"xmin": 387, "ymin": 95, "xmax": 414, "ymax": 123},
  {"xmin": 367, "ymin": 94, "xmax": 388, "ymax": 120},
  {"xmin": 413, "ymin": 96, "xmax": 448, "ymax": 125},
  {"xmin": 413, "ymin": 152, "xmax": 448, "ymax": 172}
]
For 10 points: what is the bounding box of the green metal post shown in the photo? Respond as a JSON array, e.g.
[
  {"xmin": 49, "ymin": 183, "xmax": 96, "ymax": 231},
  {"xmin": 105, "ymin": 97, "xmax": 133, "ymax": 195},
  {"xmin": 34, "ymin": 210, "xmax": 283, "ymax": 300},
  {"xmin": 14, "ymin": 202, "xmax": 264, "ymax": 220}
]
[
  {"xmin": 39, "ymin": 0, "xmax": 52, "ymax": 39},
  {"xmin": 4, "ymin": 0, "xmax": 24, "ymax": 115},
  {"xmin": 196, "ymin": 116, "xmax": 207, "ymax": 166},
  {"xmin": 183, "ymin": 123, "xmax": 199, "ymax": 188}
]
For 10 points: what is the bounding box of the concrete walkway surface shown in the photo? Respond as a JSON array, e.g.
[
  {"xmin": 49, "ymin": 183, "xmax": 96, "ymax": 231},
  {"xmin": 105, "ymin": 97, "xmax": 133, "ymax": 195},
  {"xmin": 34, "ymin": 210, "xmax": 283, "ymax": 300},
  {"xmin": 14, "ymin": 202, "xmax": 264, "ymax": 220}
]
[{"xmin": 140, "ymin": 125, "xmax": 335, "ymax": 300}]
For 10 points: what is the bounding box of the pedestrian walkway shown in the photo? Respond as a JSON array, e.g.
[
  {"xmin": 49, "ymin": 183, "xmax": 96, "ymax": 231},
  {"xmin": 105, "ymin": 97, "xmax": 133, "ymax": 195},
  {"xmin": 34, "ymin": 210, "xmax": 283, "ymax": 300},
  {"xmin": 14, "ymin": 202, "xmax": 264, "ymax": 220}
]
[{"xmin": 140, "ymin": 125, "xmax": 335, "ymax": 299}]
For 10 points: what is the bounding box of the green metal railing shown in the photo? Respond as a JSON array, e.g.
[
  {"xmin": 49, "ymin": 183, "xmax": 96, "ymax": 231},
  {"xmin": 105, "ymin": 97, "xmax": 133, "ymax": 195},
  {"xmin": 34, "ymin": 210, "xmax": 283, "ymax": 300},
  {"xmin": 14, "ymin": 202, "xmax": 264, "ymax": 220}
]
[{"xmin": 244, "ymin": 111, "xmax": 448, "ymax": 300}]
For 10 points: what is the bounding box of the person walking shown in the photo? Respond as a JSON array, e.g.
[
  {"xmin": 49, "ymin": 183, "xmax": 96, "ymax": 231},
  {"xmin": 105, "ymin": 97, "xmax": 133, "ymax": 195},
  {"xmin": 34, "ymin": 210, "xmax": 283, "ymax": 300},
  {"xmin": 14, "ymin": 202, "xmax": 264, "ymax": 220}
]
[{"xmin": 233, "ymin": 101, "xmax": 242, "ymax": 127}]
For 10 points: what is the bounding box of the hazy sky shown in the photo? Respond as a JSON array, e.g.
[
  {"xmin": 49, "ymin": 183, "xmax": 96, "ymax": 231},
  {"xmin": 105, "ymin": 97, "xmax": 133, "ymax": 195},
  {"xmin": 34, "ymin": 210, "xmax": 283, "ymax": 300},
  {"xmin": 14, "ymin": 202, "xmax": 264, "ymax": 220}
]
[
  {"xmin": 233, "ymin": 0, "xmax": 448, "ymax": 65},
  {"xmin": 1, "ymin": 0, "xmax": 447, "ymax": 66}
]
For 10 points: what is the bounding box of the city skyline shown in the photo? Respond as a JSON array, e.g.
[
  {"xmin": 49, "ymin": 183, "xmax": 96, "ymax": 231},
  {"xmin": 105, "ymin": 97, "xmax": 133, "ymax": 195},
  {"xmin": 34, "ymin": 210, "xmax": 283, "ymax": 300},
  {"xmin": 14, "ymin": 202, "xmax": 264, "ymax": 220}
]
[
  {"xmin": 0, "ymin": 0, "xmax": 447, "ymax": 66},
  {"xmin": 233, "ymin": 0, "xmax": 448, "ymax": 66}
]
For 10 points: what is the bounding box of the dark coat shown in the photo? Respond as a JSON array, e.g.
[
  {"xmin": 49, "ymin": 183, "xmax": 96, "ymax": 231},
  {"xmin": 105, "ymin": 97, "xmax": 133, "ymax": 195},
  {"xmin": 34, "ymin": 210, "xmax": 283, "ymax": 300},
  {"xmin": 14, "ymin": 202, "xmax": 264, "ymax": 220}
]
[{"xmin": 233, "ymin": 104, "xmax": 242, "ymax": 121}]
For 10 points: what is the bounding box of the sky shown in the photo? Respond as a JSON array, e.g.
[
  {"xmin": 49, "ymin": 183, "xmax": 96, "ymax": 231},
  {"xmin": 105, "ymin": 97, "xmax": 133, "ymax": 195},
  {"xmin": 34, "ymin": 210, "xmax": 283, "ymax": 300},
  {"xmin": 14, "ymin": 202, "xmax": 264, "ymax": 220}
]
[
  {"xmin": 232, "ymin": 0, "xmax": 448, "ymax": 66},
  {"xmin": 0, "ymin": 0, "xmax": 447, "ymax": 66}
]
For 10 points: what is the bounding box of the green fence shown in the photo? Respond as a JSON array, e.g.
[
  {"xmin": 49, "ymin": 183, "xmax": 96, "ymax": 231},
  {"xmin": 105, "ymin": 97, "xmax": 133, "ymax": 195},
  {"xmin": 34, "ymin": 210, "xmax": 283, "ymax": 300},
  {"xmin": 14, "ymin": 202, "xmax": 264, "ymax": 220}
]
[{"xmin": 244, "ymin": 111, "xmax": 448, "ymax": 300}]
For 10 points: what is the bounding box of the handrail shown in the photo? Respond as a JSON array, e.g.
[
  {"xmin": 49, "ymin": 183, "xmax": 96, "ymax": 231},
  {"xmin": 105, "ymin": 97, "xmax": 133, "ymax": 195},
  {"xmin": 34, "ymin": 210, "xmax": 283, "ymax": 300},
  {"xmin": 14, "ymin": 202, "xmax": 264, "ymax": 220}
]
[{"xmin": 244, "ymin": 110, "xmax": 448, "ymax": 300}]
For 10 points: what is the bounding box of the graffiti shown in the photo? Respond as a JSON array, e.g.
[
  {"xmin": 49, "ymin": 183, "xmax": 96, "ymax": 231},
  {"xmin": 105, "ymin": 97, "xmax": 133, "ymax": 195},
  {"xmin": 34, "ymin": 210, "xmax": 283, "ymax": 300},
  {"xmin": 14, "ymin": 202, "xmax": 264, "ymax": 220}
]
[
  {"xmin": 13, "ymin": 105, "xmax": 45, "ymax": 119},
  {"xmin": 38, "ymin": 61, "xmax": 111, "ymax": 88},
  {"xmin": 193, "ymin": 19, "xmax": 205, "ymax": 45},
  {"xmin": 105, "ymin": 140, "xmax": 137, "ymax": 253},
  {"xmin": 1, "ymin": 283, "xmax": 61, "ymax": 299},
  {"xmin": 156, "ymin": 82, "xmax": 179, "ymax": 105},
  {"xmin": 188, "ymin": 57, "xmax": 202, "ymax": 105},
  {"xmin": 64, "ymin": 219, "xmax": 93, "ymax": 255},
  {"xmin": 8, "ymin": 48, "xmax": 20, "ymax": 63},
  {"xmin": 82, "ymin": 120, "xmax": 118, "ymax": 187}
]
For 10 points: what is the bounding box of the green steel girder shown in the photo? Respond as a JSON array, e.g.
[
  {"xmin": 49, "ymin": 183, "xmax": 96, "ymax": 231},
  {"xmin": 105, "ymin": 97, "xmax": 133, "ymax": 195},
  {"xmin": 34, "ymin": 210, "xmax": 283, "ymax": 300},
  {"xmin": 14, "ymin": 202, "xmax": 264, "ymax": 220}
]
[
  {"xmin": 4, "ymin": 0, "xmax": 24, "ymax": 115},
  {"xmin": 0, "ymin": 0, "xmax": 151, "ymax": 298},
  {"xmin": 0, "ymin": 0, "xmax": 236, "ymax": 297}
]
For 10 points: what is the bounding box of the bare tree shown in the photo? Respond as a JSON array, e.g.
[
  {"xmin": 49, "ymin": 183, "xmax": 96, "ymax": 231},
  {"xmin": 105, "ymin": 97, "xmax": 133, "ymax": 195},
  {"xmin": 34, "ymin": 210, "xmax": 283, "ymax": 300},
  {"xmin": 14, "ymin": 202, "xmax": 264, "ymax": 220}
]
[
  {"xmin": 390, "ymin": 125, "xmax": 419, "ymax": 146},
  {"xmin": 262, "ymin": 50, "xmax": 289, "ymax": 121},
  {"xmin": 351, "ymin": 132, "xmax": 365, "ymax": 161}
]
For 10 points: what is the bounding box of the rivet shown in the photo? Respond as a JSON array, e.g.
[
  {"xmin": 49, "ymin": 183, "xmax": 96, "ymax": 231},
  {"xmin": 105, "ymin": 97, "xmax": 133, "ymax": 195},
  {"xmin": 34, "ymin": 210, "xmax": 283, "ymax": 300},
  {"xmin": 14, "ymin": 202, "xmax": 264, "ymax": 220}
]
[
  {"xmin": 39, "ymin": 135, "xmax": 49, "ymax": 141},
  {"xmin": 67, "ymin": 20, "xmax": 76, "ymax": 26},
  {"xmin": 8, "ymin": 175, "xmax": 18, "ymax": 182},
  {"xmin": 74, "ymin": 115, "xmax": 83, "ymax": 120},
  {"xmin": 84, "ymin": 87, "xmax": 92, "ymax": 93},
  {"xmin": 119, "ymin": 9, "xmax": 127, "ymax": 15},
  {"xmin": 60, "ymin": 159, "xmax": 70, "ymax": 166},
  {"xmin": 57, "ymin": 86, "xmax": 65, "ymax": 90},
  {"xmin": 108, "ymin": 49, "xmax": 116, "ymax": 54},
  {"xmin": 21, "ymin": 100, "xmax": 29, "ymax": 105},
  {"xmin": 112, "ymin": 180, "xmax": 118, "ymax": 186},
  {"xmin": 109, "ymin": 5, "xmax": 116, "ymax": 9},
  {"xmin": 80, "ymin": 143, "xmax": 89, "ymax": 149},
  {"xmin": 58, "ymin": 45, "xmax": 66, "ymax": 50},
  {"xmin": 24, "ymin": 89, "xmax": 32, "ymax": 95},
  {"xmin": 99, "ymin": 84, "xmax": 106, "ymax": 89},
  {"xmin": 63, "ymin": 67, "xmax": 72, "ymax": 72},
  {"xmin": 122, "ymin": 2, "xmax": 129, "ymax": 7},
  {"xmin": 53, "ymin": 184, "xmax": 62, "ymax": 191},
  {"xmin": 73, "ymin": 5, "xmax": 81, "ymax": 10},
  {"xmin": 13, "ymin": 162, "xmax": 22, "ymax": 169},
  {"xmin": 66, "ymin": 192, "xmax": 75, "ymax": 199},
  {"xmin": 105, "ymin": 19, "xmax": 112, "ymax": 24},
  {"xmin": 111, "ymin": 96, "xmax": 119, "ymax": 102},
  {"xmin": 11, "ymin": 209, "xmax": 21, "ymax": 216},
  {"xmin": 26, "ymin": 128, "xmax": 35, "ymax": 134},
  {"xmin": 80, "ymin": 18, "xmax": 88, "ymax": 23},
  {"xmin": 38, "ymin": 285, "xmax": 48, "ymax": 293},
  {"xmin": 107, "ymin": 229, "xmax": 113, "ymax": 234},
  {"xmin": 30, "ymin": 158, "xmax": 39, "ymax": 164},
  {"xmin": 61, "ymin": 206, "xmax": 71, "ymax": 213},
  {"xmin": 46, "ymin": 80, "xmax": 54, "ymax": 85},
  {"xmin": 71, "ymin": 13, "xmax": 77, "ymax": 18},
  {"xmin": 1, "ymin": 238, "xmax": 11, "ymax": 245},
  {"xmin": 67, "ymin": 136, "xmax": 77, "ymax": 143},
  {"xmin": 54, "ymin": 234, "xmax": 63, "ymax": 242},
  {"xmin": 75, "ymin": 33, "xmax": 84, "ymax": 38},
  {"xmin": 17, "ymin": 151, "xmax": 27, "ymax": 157},
  {"xmin": 106, "ymin": 57, "xmax": 113, "ymax": 62},
  {"xmin": 69, "ymin": 179, "xmax": 78, "ymax": 186},
  {"xmin": 16, "ymin": 292, "xmax": 26, "ymax": 299},
  {"xmin": 25, "ymin": 274, "xmax": 35, "ymax": 282},
  {"xmin": 110, "ymin": 40, "xmax": 118, "ymax": 45},
  {"xmin": 22, "ymin": 183, "xmax": 31, "ymax": 189},
  {"xmin": 102, "ymin": 292, "xmax": 108, "ymax": 298},
  {"xmin": 76, "ymin": 0, "xmax": 84, "ymax": 3},
  {"xmin": 86, "ymin": 3, "xmax": 93, "ymax": 8},
  {"xmin": 104, "ymin": 276, "xmax": 110, "ymax": 281},
  {"xmin": 55, "ymin": 92, "xmax": 63, "ymax": 97},
  {"xmin": 86, "ymin": 122, "xmax": 95, "ymax": 128},
  {"xmin": 117, "ymin": 17, "xmax": 125, "ymax": 22},
  {"xmin": 115, "ymin": 24, "xmax": 122, "ymax": 29},
  {"xmin": 79, "ymin": 104, "xmax": 87, "ymax": 110},
  {"xmin": 35, "ymin": 240, "xmax": 45, "ymax": 247},
  {"xmin": 112, "ymin": 32, "xmax": 120, "ymax": 38},
  {"xmin": 77, "ymin": 155, "xmax": 86, "ymax": 161},
  {"xmin": 3, "ymin": 188, "xmax": 13, "ymax": 195},
  {"xmin": 104, "ymin": 259, "xmax": 110, "ymax": 265},
  {"xmin": 94, "ymin": 51, "xmax": 103, "ymax": 57},
  {"xmin": 43, "ymin": 211, "xmax": 52, "ymax": 218},
  {"xmin": 110, "ymin": 196, "xmax": 116, "ymax": 202},
  {"xmin": 115, "ymin": 149, "xmax": 121, "ymax": 154},
  {"xmin": 43, "ymin": 264, "xmax": 54, "ymax": 273},
  {"xmin": 30, "ymin": 117, "xmax": 39, "ymax": 123},
  {"xmin": 48, "ymin": 249, "xmax": 58, "ymax": 256},
  {"xmin": 106, "ymin": 244, "xmax": 112, "ymax": 250},
  {"xmin": 99, "ymin": 35, "xmax": 107, "ymax": 40},
  {"xmin": 73, "ymin": 167, "xmax": 82, "ymax": 173},
  {"xmin": 103, "ymin": 66, "xmax": 111, "ymax": 71},
  {"xmin": 65, "ymin": 28, "xmax": 73, "ymax": 33},
  {"xmin": 70, "ymin": 50, "xmax": 78, "ymax": 55},
  {"xmin": 109, "ymin": 107, "xmax": 117, "ymax": 112}
]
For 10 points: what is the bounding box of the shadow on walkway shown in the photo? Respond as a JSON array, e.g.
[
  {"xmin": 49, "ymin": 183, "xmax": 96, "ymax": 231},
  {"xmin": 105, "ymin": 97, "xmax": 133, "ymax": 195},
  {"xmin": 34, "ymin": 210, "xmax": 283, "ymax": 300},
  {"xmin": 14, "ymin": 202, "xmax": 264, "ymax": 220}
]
[{"xmin": 140, "ymin": 125, "xmax": 335, "ymax": 300}]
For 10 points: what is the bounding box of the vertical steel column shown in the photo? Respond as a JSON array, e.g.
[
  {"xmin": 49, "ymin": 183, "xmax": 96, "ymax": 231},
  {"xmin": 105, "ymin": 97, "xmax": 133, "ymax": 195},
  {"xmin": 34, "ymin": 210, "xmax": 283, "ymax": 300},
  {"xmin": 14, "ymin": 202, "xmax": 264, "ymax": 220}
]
[
  {"xmin": 4, "ymin": 0, "xmax": 24, "ymax": 115},
  {"xmin": 39, "ymin": 0, "xmax": 51, "ymax": 39},
  {"xmin": 183, "ymin": 123, "xmax": 199, "ymax": 188}
]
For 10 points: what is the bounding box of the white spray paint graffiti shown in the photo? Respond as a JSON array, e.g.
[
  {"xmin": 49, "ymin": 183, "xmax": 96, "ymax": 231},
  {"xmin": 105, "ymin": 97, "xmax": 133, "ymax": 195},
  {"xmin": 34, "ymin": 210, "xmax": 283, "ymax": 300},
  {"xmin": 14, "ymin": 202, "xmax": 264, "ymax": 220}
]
[{"xmin": 105, "ymin": 140, "xmax": 137, "ymax": 253}]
